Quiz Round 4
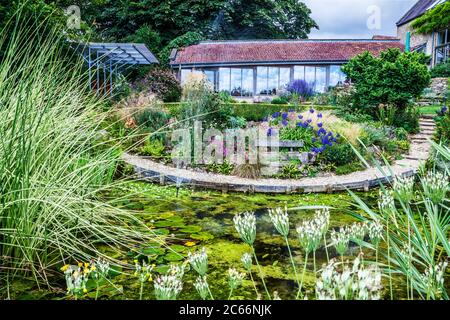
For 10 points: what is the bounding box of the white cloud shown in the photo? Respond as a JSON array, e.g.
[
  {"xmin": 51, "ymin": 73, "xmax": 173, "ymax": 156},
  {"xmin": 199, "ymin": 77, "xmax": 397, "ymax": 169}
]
[{"xmin": 303, "ymin": 0, "xmax": 418, "ymax": 39}]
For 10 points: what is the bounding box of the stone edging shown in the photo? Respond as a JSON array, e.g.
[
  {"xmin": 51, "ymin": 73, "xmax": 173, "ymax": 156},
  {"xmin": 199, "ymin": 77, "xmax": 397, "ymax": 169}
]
[{"xmin": 123, "ymin": 119, "xmax": 435, "ymax": 193}]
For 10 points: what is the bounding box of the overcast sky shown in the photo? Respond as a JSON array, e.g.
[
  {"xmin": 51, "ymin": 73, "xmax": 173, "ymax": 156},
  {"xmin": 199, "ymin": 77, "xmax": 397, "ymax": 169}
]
[{"xmin": 303, "ymin": 0, "xmax": 418, "ymax": 39}]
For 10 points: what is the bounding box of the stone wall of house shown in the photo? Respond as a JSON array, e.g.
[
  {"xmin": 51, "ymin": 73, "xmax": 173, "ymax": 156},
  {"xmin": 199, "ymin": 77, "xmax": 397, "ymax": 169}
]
[{"xmin": 397, "ymin": 22, "xmax": 431, "ymax": 51}]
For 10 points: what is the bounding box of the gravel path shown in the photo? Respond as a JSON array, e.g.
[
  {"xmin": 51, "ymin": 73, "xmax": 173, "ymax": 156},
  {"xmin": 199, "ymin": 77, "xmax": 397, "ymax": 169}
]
[{"xmin": 123, "ymin": 118, "xmax": 435, "ymax": 193}]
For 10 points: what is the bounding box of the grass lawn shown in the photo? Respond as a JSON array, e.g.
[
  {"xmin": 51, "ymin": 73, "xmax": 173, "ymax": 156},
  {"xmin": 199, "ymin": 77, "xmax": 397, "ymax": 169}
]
[{"xmin": 419, "ymin": 105, "xmax": 441, "ymax": 115}]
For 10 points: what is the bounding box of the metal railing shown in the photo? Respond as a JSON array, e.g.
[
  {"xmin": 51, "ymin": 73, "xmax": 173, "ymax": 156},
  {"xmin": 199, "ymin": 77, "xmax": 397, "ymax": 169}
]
[{"xmin": 435, "ymin": 43, "xmax": 450, "ymax": 65}]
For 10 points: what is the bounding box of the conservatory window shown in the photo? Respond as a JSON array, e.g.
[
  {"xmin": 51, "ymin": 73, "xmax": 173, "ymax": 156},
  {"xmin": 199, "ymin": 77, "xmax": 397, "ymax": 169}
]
[
  {"xmin": 329, "ymin": 65, "xmax": 346, "ymax": 87},
  {"xmin": 315, "ymin": 67, "xmax": 327, "ymax": 93},
  {"xmin": 230, "ymin": 68, "xmax": 242, "ymax": 96},
  {"xmin": 219, "ymin": 68, "xmax": 254, "ymax": 96},
  {"xmin": 257, "ymin": 66, "xmax": 291, "ymax": 95},
  {"xmin": 304, "ymin": 66, "xmax": 316, "ymax": 87},
  {"xmin": 204, "ymin": 70, "xmax": 215, "ymax": 87},
  {"xmin": 293, "ymin": 66, "xmax": 305, "ymax": 81},
  {"xmin": 279, "ymin": 68, "xmax": 291, "ymax": 89},
  {"xmin": 219, "ymin": 68, "xmax": 231, "ymax": 93},
  {"xmin": 241, "ymin": 69, "xmax": 254, "ymax": 97}
]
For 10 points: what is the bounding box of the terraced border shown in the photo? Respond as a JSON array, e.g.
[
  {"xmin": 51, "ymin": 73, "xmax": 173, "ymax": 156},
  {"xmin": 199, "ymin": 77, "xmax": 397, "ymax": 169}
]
[{"xmin": 123, "ymin": 118, "xmax": 435, "ymax": 194}]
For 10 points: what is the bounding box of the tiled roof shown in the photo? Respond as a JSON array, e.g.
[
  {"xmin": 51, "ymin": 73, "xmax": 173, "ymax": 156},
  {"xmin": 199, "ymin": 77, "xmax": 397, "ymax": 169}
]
[
  {"xmin": 170, "ymin": 39, "xmax": 404, "ymax": 66},
  {"xmin": 396, "ymin": 0, "xmax": 436, "ymax": 26}
]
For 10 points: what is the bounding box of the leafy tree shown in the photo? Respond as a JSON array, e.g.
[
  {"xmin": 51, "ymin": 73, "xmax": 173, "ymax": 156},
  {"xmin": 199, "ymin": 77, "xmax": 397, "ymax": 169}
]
[
  {"xmin": 123, "ymin": 25, "xmax": 162, "ymax": 55},
  {"xmin": 54, "ymin": 0, "xmax": 317, "ymax": 47},
  {"xmin": 412, "ymin": 1, "xmax": 450, "ymax": 34},
  {"xmin": 342, "ymin": 48, "xmax": 431, "ymax": 116},
  {"xmin": 159, "ymin": 31, "xmax": 204, "ymax": 64},
  {"xmin": 208, "ymin": 0, "xmax": 318, "ymax": 39}
]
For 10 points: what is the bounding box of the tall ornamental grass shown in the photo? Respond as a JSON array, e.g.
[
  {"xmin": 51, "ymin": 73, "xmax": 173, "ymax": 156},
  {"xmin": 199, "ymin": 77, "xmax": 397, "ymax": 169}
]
[{"xmin": 0, "ymin": 16, "xmax": 158, "ymax": 284}]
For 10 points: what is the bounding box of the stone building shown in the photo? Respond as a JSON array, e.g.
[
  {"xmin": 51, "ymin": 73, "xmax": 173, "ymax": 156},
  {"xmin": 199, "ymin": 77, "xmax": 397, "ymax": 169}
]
[{"xmin": 396, "ymin": 0, "xmax": 449, "ymax": 67}]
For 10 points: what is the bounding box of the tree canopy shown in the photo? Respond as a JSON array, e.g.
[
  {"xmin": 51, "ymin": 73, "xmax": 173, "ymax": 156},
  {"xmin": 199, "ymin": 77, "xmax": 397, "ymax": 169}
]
[
  {"xmin": 412, "ymin": 1, "xmax": 450, "ymax": 33},
  {"xmin": 2, "ymin": 0, "xmax": 317, "ymax": 66}
]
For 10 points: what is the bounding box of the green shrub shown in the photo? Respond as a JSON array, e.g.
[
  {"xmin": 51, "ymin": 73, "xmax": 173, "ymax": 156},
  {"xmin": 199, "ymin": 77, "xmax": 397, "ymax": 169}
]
[
  {"xmin": 395, "ymin": 127, "xmax": 409, "ymax": 141},
  {"xmin": 279, "ymin": 127, "xmax": 316, "ymax": 152},
  {"xmin": 139, "ymin": 138, "xmax": 166, "ymax": 158},
  {"xmin": 179, "ymin": 76, "xmax": 236, "ymax": 129},
  {"xmin": 135, "ymin": 108, "xmax": 170, "ymax": 139},
  {"xmin": 277, "ymin": 163, "xmax": 302, "ymax": 179},
  {"xmin": 134, "ymin": 68, "xmax": 182, "ymax": 102},
  {"xmin": 392, "ymin": 106, "xmax": 420, "ymax": 133},
  {"xmin": 206, "ymin": 161, "xmax": 234, "ymax": 175},
  {"xmin": 271, "ymin": 97, "xmax": 289, "ymax": 104},
  {"xmin": 361, "ymin": 124, "xmax": 395, "ymax": 147},
  {"xmin": 342, "ymin": 49, "xmax": 431, "ymax": 116},
  {"xmin": 435, "ymin": 109, "xmax": 450, "ymax": 143},
  {"xmin": 333, "ymin": 108, "xmax": 373, "ymax": 123},
  {"xmin": 396, "ymin": 140, "xmax": 410, "ymax": 152},
  {"xmin": 231, "ymin": 104, "xmax": 302, "ymax": 121},
  {"xmin": 321, "ymin": 142, "xmax": 357, "ymax": 166},
  {"xmin": 335, "ymin": 163, "xmax": 364, "ymax": 175},
  {"xmin": 430, "ymin": 63, "xmax": 450, "ymax": 78}
]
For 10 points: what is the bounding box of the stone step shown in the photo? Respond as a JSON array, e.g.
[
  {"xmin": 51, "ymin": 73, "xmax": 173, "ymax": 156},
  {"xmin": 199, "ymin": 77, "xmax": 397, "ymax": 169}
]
[
  {"xmin": 419, "ymin": 123, "xmax": 436, "ymax": 128},
  {"xmin": 420, "ymin": 115, "xmax": 435, "ymax": 120},
  {"xmin": 419, "ymin": 119, "xmax": 435, "ymax": 124}
]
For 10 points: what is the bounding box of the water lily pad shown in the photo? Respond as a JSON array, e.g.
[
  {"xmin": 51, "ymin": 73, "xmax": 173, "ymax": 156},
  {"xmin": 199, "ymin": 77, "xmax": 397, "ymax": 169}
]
[
  {"xmin": 179, "ymin": 225, "xmax": 202, "ymax": 233},
  {"xmin": 154, "ymin": 220, "xmax": 184, "ymax": 228},
  {"xmin": 169, "ymin": 244, "xmax": 187, "ymax": 253},
  {"xmin": 190, "ymin": 231, "xmax": 214, "ymax": 241},
  {"xmin": 164, "ymin": 252, "xmax": 184, "ymax": 262},
  {"xmin": 141, "ymin": 247, "xmax": 165, "ymax": 256},
  {"xmin": 153, "ymin": 228, "xmax": 170, "ymax": 235}
]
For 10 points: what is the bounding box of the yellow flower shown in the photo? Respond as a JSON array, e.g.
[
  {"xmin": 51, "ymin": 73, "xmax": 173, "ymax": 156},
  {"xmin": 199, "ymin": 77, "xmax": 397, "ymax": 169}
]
[
  {"xmin": 184, "ymin": 241, "xmax": 196, "ymax": 247},
  {"xmin": 148, "ymin": 276, "xmax": 153, "ymax": 282},
  {"xmin": 91, "ymin": 266, "xmax": 97, "ymax": 271},
  {"xmin": 78, "ymin": 262, "xmax": 83, "ymax": 268},
  {"xmin": 60, "ymin": 264, "xmax": 70, "ymax": 272},
  {"xmin": 83, "ymin": 288, "xmax": 88, "ymax": 293},
  {"xmin": 84, "ymin": 262, "xmax": 90, "ymax": 268}
]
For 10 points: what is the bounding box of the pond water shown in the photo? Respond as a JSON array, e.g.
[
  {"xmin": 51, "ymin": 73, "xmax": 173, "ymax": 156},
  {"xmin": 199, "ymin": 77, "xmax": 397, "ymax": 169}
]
[
  {"xmin": 98, "ymin": 182, "xmax": 407, "ymax": 300},
  {"xmin": 6, "ymin": 182, "xmax": 408, "ymax": 300}
]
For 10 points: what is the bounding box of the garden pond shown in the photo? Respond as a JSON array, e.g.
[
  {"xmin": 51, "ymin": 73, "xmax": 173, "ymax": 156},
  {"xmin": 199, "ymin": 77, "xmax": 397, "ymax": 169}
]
[{"xmin": 6, "ymin": 182, "xmax": 413, "ymax": 300}]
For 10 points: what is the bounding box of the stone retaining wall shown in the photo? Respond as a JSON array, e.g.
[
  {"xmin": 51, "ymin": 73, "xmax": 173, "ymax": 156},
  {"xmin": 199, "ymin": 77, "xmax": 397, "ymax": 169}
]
[{"xmin": 123, "ymin": 118, "xmax": 434, "ymax": 194}]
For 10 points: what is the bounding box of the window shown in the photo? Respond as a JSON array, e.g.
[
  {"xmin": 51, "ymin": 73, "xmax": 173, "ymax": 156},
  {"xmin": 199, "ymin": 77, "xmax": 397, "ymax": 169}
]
[
  {"xmin": 293, "ymin": 66, "xmax": 305, "ymax": 81},
  {"xmin": 180, "ymin": 69, "xmax": 191, "ymax": 85},
  {"xmin": 315, "ymin": 67, "xmax": 327, "ymax": 93},
  {"xmin": 204, "ymin": 70, "xmax": 215, "ymax": 86},
  {"xmin": 437, "ymin": 29, "xmax": 449, "ymax": 45},
  {"xmin": 257, "ymin": 67, "xmax": 291, "ymax": 95},
  {"xmin": 219, "ymin": 68, "xmax": 231, "ymax": 93},
  {"xmin": 279, "ymin": 68, "xmax": 290, "ymax": 89},
  {"xmin": 230, "ymin": 68, "xmax": 242, "ymax": 96},
  {"xmin": 241, "ymin": 69, "xmax": 253, "ymax": 97},
  {"xmin": 329, "ymin": 65, "xmax": 346, "ymax": 87},
  {"xmin": 219, "ymin": 68, "xmax": 254, "ymax": 96},
  {"xmin": 305, "ymin": 66, "xmax": 315, "ymax": 86}
]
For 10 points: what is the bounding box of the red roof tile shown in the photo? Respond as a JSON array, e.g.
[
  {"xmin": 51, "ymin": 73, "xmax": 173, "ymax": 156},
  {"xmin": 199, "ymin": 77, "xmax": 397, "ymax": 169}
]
[{"xmin": 170, "ymin": 40, "xmax": 404, "ymax": 66}]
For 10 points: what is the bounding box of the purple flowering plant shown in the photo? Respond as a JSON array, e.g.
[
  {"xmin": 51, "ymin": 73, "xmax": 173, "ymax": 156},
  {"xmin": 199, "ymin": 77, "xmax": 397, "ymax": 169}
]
[{"xmin": 266, "ymin": 108, "xmax": 340, "ymax": 154}]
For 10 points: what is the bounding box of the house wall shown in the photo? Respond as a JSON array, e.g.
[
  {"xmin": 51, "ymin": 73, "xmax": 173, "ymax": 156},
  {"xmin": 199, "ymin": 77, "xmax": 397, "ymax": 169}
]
[{"xmin": 397, "ymin": 21, "xmax": 438, "ymax": 66}]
